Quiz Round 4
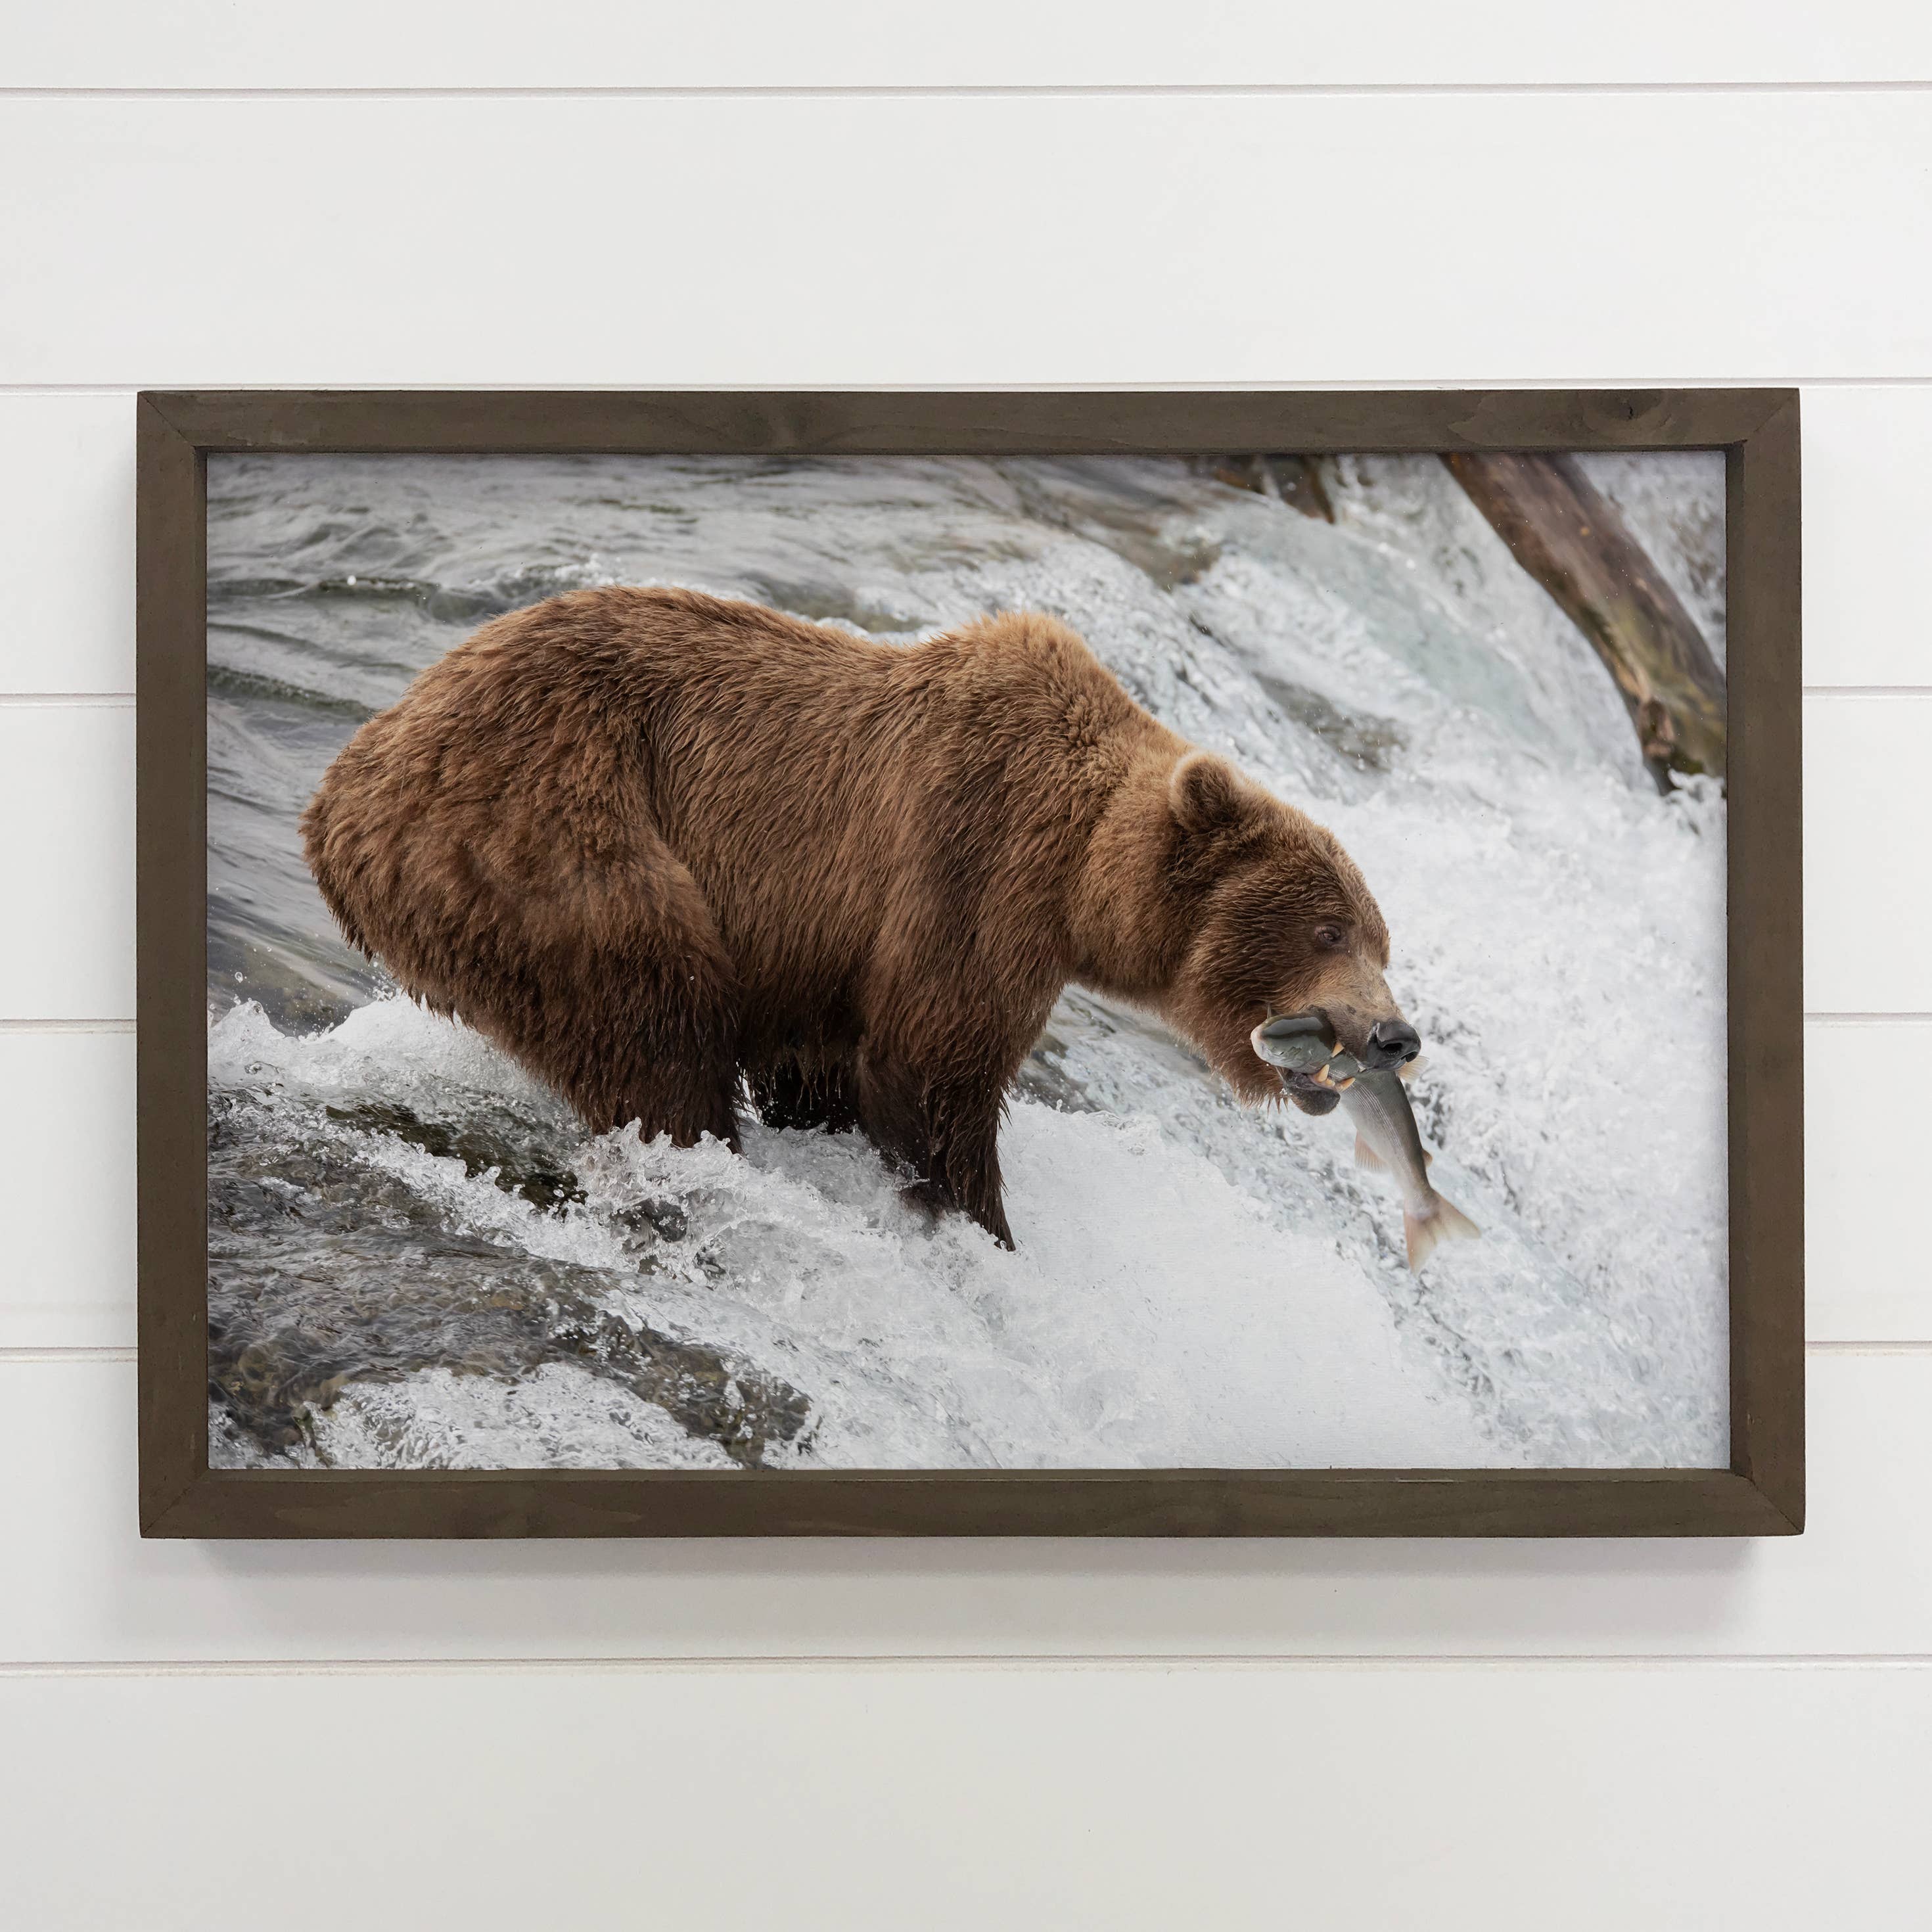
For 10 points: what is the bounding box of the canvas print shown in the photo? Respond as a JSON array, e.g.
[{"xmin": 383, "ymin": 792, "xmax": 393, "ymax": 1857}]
[{"xmin": 204, "ymin": 446, "xmax": 1729, "ymax": 1475}]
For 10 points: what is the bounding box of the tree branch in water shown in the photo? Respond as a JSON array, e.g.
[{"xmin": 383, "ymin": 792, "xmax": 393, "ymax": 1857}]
[{"xmin": 1442, "ymin": 452, "xmax": 1726, "ymax": 791}]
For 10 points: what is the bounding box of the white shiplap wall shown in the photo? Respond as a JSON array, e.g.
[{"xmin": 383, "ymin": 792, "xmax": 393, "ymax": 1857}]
[{"xmin": 2, "ymin": 10, "xmax": 1929, "ymax": 1925}]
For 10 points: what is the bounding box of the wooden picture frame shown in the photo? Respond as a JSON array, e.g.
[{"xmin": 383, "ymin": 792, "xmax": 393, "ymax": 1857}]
[{"xmin": 137, "ymin": 388, "xmax": 1803, "ymax": 1538}]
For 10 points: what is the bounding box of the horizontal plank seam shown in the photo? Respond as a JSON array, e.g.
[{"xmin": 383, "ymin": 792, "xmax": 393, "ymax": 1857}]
[
  {"xmin": 0, "ymin": 695, "xmax": 134, "ymax": 708},
  {"xmin": 3, "ymin": 1655, "xmax": 1932, "ymax": 1678},
  {"xmin": 0, "ymin": 1349, "xmax": 139, "ymax": 1363},
  {"xmin": 9, "ymin": 377, "xmax": 1932, "ymax": 395},
  {"xmin": 0, "ymin": 1020, "xmax": 137, "ymax": 1034},
  {"xmin": 1806, "ymin": 1341, "xmax": 1932, "ymax": 1353},
  {"xmin": 1805, "ymin": 687, "xmax": 1932, "ymax": 700},
  {"xmin": 1805, "ymin": 1011, "xmax": 1932, "ymax": 1023},
  {"xmin": 5, "ymin": 81, "xmax": 1932, "ymax": 101}
]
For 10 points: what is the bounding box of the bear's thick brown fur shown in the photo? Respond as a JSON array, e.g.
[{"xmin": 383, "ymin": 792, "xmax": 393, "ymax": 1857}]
[{"xmin": 302, "ymin": 587, "xmax": 1406, "ymax": 1247}]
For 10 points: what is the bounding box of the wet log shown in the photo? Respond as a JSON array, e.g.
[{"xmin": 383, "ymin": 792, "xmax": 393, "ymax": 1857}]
[{"xmin": 1442, "ymin": 452, "xmax": 1726, "ymax": 789}]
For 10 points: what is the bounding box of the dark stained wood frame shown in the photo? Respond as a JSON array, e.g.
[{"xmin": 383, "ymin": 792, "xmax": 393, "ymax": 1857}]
[{"xmin": 136, "ymin": 388, "xmax": 1803, "ymax": 1538}]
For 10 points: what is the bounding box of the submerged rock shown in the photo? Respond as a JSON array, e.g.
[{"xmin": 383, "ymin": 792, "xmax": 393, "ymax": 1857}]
[
  {"xmin": 207, "ymin": 1095, "xmax": 811, "ymax": 1466},
  {"xmin": 324, "ymin": 1097, "xmax": 586, "ymax": 1211}
]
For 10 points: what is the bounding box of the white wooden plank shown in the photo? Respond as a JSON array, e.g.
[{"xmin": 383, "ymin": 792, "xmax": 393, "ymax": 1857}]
[
  {"xmin": 0, "ymin": 1349, "xmax": 1923, "ymax": 1663},
  {"xmin": 1803, "ymin": 384, "xmax": 1932, "ymax": 689},
  {"xmin": 1804, "ymin": 695, "xmax": 1932, "ymax": 1014},
  {"xmin": 0, "ymin": 394, "xmax": 133, "ymax": 697},
  {"xmin": 5, "ymin": 1659, "xmax": 1928, "ymax": 1932},
  {"xmin": 0, "ymin": 704, "xmax": 132, "ymax": 1019},
  {"xmin": 0, "ymin": 1015, "xmax": 1906, "ymax": 1348},
  {"xmin": 1806, "ymin": 1020, "xmax": 1932, "ymax": 1341},
  {"xmin": 0, "ymin": 1031, "xmax": 133, "ymax": 1350},
  {"xmin": 1, "ymin": 94, "xmax": 1929, "ymax": 386},
  {"xmin": 5, "ymin": 1, "xmax": 1929, "ymax": 90}
]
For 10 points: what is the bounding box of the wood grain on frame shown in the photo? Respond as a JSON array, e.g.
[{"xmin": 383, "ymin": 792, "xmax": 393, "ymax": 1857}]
[
  {"xmin": 1725, "ymin": 395, "xmax": 1805, "ymax": 1532},
  {"xmin": 135, "ymin": 398, "xmax": 210, "ymax": 1533},
  {"xmin": 147, "ymin": 387, "xmax": 1787, "ymax": 457},
  {"xmin": 135, "ymin": 388, "xmax": 1804, "ymax": 1538}
]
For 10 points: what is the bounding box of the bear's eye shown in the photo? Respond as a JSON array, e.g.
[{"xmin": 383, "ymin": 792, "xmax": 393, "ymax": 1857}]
[{"xmin": 1312, "ymin": 921, "xmax": 1348, "ymax": 952}]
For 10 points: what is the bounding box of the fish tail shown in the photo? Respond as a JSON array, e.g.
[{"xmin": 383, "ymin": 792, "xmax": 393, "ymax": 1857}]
[{"xmin": 1404, "ymin": 1193, "xmax": 1481, "ymax": 1271}]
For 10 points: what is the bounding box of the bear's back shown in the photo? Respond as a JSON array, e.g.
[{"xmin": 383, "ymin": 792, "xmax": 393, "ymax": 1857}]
[{"xmin": 302, "ymin": 587, "xmax": 1167, "ymax": 1011}]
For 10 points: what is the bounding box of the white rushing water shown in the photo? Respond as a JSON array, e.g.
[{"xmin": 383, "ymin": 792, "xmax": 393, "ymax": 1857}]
[{"xmin": 204, "ymin": 449, "xmax": 1729, "ymax": 1472}]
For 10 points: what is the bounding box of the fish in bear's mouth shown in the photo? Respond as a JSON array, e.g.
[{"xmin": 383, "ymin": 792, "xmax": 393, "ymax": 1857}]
[
  {"xmin": 1249, "ymin": 1011, "xmax": 1366, "ymax": 1117},
  {"xmin": 1250, "ymin": 1009, "xmax": 1480, "ymax": 1270}
]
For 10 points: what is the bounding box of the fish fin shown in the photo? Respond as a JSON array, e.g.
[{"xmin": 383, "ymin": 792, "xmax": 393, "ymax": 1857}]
[
  {"xmin": 1404, "ymin": 1194, "xmax": 1481, "ymax": 1272},
  {"xmin": 1354, "ymin": 1133, "xmax": 1387, "ymax": 1173},
  {"xmin": 1424, "ymin": 1149, "xmax": 1434, "ymax": 1169},
  {"xmin": 1398, "ymin": 1055, "xmax": 1426, "ymax": 1083}
]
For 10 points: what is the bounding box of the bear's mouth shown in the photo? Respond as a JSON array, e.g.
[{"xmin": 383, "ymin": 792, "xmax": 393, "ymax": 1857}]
[
  {"xmin": 1277, "ymin": 1066, "xmax": 1345, "ymax": 1116},
  {"xmin": 1250, "ymin": 1012, "xmax": 1365, "ymax": 1117}
]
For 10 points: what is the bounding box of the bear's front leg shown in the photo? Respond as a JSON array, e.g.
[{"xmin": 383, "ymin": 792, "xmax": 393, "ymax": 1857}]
[
  {"xmin": 856, "ymin": 1049, "xmax": 1015, "ymax": 1250},
  {"xmin": 923, "ymin": 1083, "xmax": 1014, "ymax": 1250}
]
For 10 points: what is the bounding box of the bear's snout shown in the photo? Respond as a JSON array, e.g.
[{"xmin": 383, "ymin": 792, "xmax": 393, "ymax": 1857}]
[{"xmin": 1362, "ymin": 1019, "xmax": 1421, "ymax": 1070}]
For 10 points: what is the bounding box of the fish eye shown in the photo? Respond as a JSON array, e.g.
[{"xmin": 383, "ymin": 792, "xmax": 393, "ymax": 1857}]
[{"xmin": 1312, "ymin": 921, "xmax": 1348, "ymax": 952}]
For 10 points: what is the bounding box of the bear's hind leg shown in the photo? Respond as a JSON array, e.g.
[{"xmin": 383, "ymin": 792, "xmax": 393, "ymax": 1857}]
[{"xmin": 475, "ymin": 858, "xmax": 745, "ymax": 1150}]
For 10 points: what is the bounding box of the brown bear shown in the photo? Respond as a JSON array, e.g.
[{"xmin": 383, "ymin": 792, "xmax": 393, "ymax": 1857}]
[{"xmin": 302, "ymin": 587, "xmax": 1417, "ymax": 1248}]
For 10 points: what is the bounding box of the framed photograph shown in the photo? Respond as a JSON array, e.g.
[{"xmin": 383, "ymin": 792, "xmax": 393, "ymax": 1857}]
[{"xmin": 136, "ymin": 389, "xmax": 1802, "ymax": 1537}]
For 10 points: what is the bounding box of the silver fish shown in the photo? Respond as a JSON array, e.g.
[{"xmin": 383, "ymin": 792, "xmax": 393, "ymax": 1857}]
[
  {"xmin": 1250, "ymin": 1013, "xmax": 1479, "ymax": 1271},
  {"xmin": 1341, "ymin": 1069, "xmax": 1480, "ymax": 1272},
  {"xmin": 1249, "ymin": 1013, "xmax": 1336, "ymax": 1077},
  {"xmin": 1249, "ymin": 1014, "xmax": 1364, "ymax": 1097}
]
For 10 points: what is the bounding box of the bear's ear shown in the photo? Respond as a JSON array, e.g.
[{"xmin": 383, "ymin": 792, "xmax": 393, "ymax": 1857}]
[{"xmin": 1168, "ymin": 751, "xmax": 1253, "ymax": 837}]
